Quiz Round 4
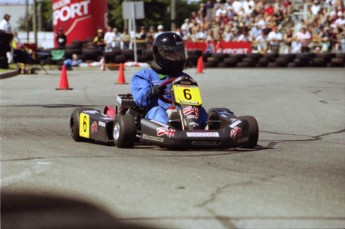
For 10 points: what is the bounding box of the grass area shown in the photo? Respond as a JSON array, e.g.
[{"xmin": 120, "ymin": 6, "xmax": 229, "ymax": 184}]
[{"xmin": 0, "ymin": 64, "xmax": 17, "ymax": 72}]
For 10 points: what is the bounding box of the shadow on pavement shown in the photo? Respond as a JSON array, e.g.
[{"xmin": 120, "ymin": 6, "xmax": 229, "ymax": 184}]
[{"xmin": 2, "ymin": 191, "xmax": 155, "ymax": 229}]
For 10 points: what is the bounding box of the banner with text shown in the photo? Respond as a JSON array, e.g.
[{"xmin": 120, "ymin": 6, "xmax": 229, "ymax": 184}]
[
  {"xmin": 185, "ymin": 41, "xmax": 252, "ymax": 54},
  {"xmin": 52, "ymin": 0, "xmax": 108, "ymax": 47}
]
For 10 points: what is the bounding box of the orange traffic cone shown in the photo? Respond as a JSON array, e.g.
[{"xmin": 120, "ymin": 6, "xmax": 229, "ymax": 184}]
[
  {"xmin": 196, "ymin": 56, "xmax": 204, "ymax": 74},
  {"xmin": 115, "ymin": 63, "xmax": 127, "ymax": 84},
  {"xmin": 56, "ymin": 65, "xmax": 73, "ymax": 90}
]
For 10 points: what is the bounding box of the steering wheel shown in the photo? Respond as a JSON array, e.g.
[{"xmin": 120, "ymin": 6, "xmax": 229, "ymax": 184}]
[{"xmin": 157, "ymin": 77, "xmax": 176, "ymax": 104}]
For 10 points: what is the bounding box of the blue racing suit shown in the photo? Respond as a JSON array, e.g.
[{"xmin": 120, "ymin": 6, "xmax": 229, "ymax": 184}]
[{"xmin": 130, "ymin": 68, "xmax": 208, "ymax": 126}]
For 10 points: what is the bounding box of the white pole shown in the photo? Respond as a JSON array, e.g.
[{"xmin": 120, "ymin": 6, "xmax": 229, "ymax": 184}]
[{"xmin": 132, "ymin": 2, "xmax": 138, "ymax": 63}]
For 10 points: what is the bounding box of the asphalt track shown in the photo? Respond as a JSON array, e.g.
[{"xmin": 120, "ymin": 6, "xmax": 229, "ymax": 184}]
[{"xmin": 1, "ymin": 66, "xmax": 345, "ymax": 229}]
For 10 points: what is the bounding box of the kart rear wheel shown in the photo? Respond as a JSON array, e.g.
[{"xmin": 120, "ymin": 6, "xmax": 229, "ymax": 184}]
[
  {"xmin": 239, "ymin": 116, "xmax": 259, "ymax": 148},
  {"xmin": 113, "ymin": 115, "xmax": 137, "ymax": 148}
]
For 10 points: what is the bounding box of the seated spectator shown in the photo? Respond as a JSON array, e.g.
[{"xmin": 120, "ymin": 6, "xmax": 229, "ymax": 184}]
[
  {"xmin": 223, "ymin": 25, "xmax": 236, "ymax": 42},
  {"xmin": 283, "ymin": 27, "xmax": 294, "ymax": 53},
  {"xmin": 254, "ymin": 30, "xmax": 268, "ymax": 54},
  {"xmin": 333, "ymin": 12, "xmax": 345, "ymax": 28},
  {"xmin": 320, "ymin": 27, "xmax": 332, "ymax": 52},
  {"xmin": 196, "ymin": 26, "xmax": 207, "ymax": 41},
  {"xmin": 295, "ymin": 27, "xmax": 311, "ymax": 53},
  {"xmin": 341, "ymin": 32, "xmax": 345, "ymax": 52},
  {"xmin": 63, "ymin": 54, "xmax": 83, "ymax": 67},
  {"xmin": 11, "ymin": 31, "xmax": 34, "ymax": 64},
  {"xmin": 267, "ymin": 26, "xmax": 282, "ymax": 53}
]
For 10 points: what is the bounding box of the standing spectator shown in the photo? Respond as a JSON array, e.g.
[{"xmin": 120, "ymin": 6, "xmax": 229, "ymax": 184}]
[
  {"xmin": 198, "ymin": 3, "xmax": 207, "ymax": 19},
  {"xmin": 112, "ymin": 27, "xmax": 122, "ymax": 48},
  {"xmin": 146, "ymin": 26, "xmax": 155, "ymax": 50},
  {"xmin": 282, "ymin": 0, "xmax": 293, "ymax": 16},
  {"xmin": 205, "ymin": 0, "xmax": 214, "ymax": 24},
  {"xmin": 155, "ymin": 25, "xmax": 164, "ymax": 38},
  {"xmin": 93, "ymin": 29, "xmax": 105, "ymax": 50},
  {"xmin": 0, "ymin": 13, "xmax": 12, "ymax": 33},
  {"xmin": 215, "ymin": 5, "xmax": 227, "ymax": 18},
  {"xmin": 243, "ymin": 0, "xmax": 255, "ymax": 16},
  {"xmin": 232, "ymin": 0, "xmax": 242, "ymax": 15},
  {"xmin": 137, "ymin": 26, "xmax": 147, "ymax": 40},
  {"xmin": 0, "ymin": 14, "xmax": 13, "ymax": 68},
  {"xmin": 311, "ymin": 0, "xmax": 321, "ymax": 16},
  {"xmin": 264, "ymin": 4, "xmax": 275, "ymax": 18},
  {"xmin": 181, "ymin": 18, "xmax": 191, "ymax": 40},
  {"xmin": 56, "ymin": 28, "xmax": 67, "ymax": 48},
  {"xmin": 104, "ymin": 26, "xmax": 115, "ymax": 51},
  {"xmin": 121, "ymin": 28, "xmax": 131, "ymax": 50}
]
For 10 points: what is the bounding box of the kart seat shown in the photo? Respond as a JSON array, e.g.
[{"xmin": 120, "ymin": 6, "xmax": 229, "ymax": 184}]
[
  {"xmin": 167, "ymin": 110, "xmax": 182, "ymax": 129},
  {"xmin": 207, "ymin": 112, "xmax": 221, "ymax": 130}
]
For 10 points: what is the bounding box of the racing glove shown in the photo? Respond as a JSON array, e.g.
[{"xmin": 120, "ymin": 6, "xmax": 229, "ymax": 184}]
[{"xmin": 150, "ymin": 85, "xmax": 166, "ymax": 97}]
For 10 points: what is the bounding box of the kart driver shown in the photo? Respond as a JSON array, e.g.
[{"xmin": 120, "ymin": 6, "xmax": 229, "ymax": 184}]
[{"xmin": 130, "ymin": 32, "xmax": 208, "ymax": 128}]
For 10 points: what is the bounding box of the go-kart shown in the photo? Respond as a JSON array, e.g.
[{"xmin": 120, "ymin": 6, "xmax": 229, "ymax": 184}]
[{"xmin": 70, "ymin": 76, "xmax": 259, "ymax": 149}]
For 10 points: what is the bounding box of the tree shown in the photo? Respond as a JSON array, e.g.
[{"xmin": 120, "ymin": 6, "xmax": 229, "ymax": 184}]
[
  {"xmin": 17, "ymin": 0, "xmax": 53, "ymax": 32},
  {"xmin": 107, "ymin": 0, "xmax": 198, "ymax": 31}
]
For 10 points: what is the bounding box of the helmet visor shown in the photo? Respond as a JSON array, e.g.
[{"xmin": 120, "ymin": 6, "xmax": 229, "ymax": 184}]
[{"xmin": 157, "ymin": 45, "xmax": 187, "ymax": 61}]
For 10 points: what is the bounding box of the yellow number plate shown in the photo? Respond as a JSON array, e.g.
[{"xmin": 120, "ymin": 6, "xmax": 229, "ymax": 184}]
[
  {"xmin": 79, "ymin": 113, "xmax": 90, "ymax": 138},
  {"xmin": 173, "ymin": 85, "xmax": 202, "ymax": 105}
]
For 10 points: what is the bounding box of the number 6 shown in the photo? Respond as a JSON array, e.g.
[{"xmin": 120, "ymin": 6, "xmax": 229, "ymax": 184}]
[{"xmin": 183, "ymin": 89, "xmax": 192, "ymax": 100}]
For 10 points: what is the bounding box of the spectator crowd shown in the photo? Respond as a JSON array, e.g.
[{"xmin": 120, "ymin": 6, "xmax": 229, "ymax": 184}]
[
  {"xmin": 88, "ymin": 0, "xmax": 345, "ymax": 55},
  {"xmin": 174, "ymin": 0, "xmax": 345, "ymax": 54}
]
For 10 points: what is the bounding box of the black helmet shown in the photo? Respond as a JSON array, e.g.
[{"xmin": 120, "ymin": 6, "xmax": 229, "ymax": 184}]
[{"xmin": 152, "ymin": 32, "xmax": 188, "ymax": 76}]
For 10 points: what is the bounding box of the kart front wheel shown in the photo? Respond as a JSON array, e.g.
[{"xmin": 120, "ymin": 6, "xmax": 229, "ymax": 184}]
[
  {"xmin": 113, "ymin": 115, "xmax": 137, "ymax": 148},
  {"xmin": 239, "ymin": 116, "xmax": 259, "ymax": 148},
  {"xmin": 70, "ymin": 108, "xmax": 84, "ymax": 142}
]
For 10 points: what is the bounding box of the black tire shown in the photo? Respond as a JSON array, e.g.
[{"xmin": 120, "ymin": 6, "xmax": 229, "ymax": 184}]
[
  {"xmin": 258, "ymin": 57, "xmax": 269, "ymax": 65},
  {"xmin": 70, "ymin": 108, "xmax": 92, "ymax": 142},
  {"xmin": 237, "ymin": 62, "xmax": 251, "ymax": 68},
  {"xmin": 267, "ymin": 62, "xmax": 279, "ymax": 68},
  {"xmin": 239, "ymin": 116, "xmax": 259, "ymax": 148},
  {"xmin": 246, "ymin": 53, "xmax": 262, "ymax": 61},
  {"xmin": 114, "ymin": 55, "xmax": 127, "ymax": 63},
  {"xmin": 224, "ymin": 57, "xmax": 238, "ymax": 66},
  {"xmin": 113, "ymin": 115, "xmax": 137, "ymax": 148},
  {"xmin": 311, "ymin": 57, "xmax": 326, "ymax": 67}
]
